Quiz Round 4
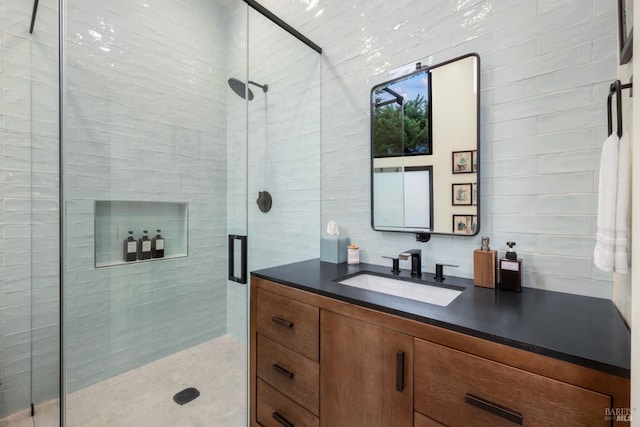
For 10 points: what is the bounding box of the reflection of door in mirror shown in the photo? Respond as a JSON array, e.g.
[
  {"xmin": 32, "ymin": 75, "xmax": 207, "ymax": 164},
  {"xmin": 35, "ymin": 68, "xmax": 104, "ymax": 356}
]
[
  {"xmin": 371, "ymin": 53, "xmax": 479, "ymax": 236},
  {"xmin": 373, "ymin": 166, "xmax": 433, "ymax": 229}
]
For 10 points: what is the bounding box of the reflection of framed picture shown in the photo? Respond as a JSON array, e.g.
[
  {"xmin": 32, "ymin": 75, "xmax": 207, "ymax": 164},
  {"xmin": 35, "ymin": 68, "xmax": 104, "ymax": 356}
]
[
  {"xmin": 452, "ymin": 215, "xmax": 476, "ymax": 234},
  {"xmin": 452, "ymin": 183, "xmax": 472, "ymax": 206},
  {"xmin": 618, "ymin": 0, "xmax": 633, "ymax": 65},
  {"xmin": 472, "ymin": 183, "xmax": 477, "ymax": 206},
  {"xmin": 452, "ymin": 151, "xmax": 473, "ymax": 174},
  {"xmin": 472, "ymin": 150, "xmax": 478, "ymax": 172}
]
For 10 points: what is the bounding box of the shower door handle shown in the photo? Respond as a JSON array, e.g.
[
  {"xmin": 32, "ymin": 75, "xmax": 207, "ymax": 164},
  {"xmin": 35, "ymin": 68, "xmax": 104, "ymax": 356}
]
[{"xmin": 228, "ymin": 235, "xmax": 247, "ymax": 284}]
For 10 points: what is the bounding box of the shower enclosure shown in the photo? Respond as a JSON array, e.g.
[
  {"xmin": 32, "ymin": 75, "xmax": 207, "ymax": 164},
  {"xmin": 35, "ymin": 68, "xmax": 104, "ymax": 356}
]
[{"xmin": 0, "ymin": 0, "xmax": 321, "ymax": 426}]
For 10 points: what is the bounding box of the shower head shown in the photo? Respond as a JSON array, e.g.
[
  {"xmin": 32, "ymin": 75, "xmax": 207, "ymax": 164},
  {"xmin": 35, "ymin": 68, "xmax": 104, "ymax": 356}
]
[{"xmin": 228, "ymin": 78, "xmax": 268, "ymax": 101}]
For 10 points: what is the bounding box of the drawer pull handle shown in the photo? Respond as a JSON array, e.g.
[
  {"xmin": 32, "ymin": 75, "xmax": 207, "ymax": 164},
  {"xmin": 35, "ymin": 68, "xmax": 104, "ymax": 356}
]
[
  {"xmin": 396, "ymin": 350, "xmax": 404, "ymax": 392},
  {"xmin": 272, "ymin": 411, "xmax": 294, "ymax": 427},
  {"xmin": 272, "ymin": 363, "xmax": 294, "ymax": 379},
  {"xmin": 272, "ymin": 316, "xmax": 293, "ymax": 328},
  {"xmin": 465, "ymin": 393, "xmax": 523, "ymax": 425}
]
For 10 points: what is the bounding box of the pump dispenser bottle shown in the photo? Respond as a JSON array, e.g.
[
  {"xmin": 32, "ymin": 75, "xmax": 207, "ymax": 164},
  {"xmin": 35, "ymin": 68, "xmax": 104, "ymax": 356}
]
[
  {"xmin": 499, "ymin": 241, "xmax": 522, "ymax": 292},
  {"xmin": 124, "ymin": 231, "xmax": 137, "ymax": 262},
  {"xmin": 139, "ymin": 230, "xmax": 152, "ymax": 260},
  {"xmin": 473, "ymin": 237, "xmax": 496, "ymax": 288},
  {"xmin": 152, "ymin": 229, "xmax": 165, "ymax": 258}
]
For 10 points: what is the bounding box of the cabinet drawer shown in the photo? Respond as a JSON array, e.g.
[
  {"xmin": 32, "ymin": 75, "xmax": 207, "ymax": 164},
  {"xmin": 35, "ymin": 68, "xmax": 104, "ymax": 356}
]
[
  {"xmin": 256, "ymin": 288, "xmax": 319, "ymax": 361},
  {"xmin": 414, "ymin": 339, "xmax": 611, "ymax": 427},
  {"xmin": 257, "ymin": 334, "xmax": 319, "ymax": 415},
  {"xmin": 414, "ymin": 412, "xmax": 446, "ymax": 427},
  {"xmin": 257, "ymin": 378, "xmax": 319, "ymax": 427}
]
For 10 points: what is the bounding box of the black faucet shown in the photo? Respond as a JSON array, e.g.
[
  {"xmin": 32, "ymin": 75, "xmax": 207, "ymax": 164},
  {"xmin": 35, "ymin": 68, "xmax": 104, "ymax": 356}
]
[{"xmin": 399, "ymin": 249, "xmax": 422, "ymax": 278}]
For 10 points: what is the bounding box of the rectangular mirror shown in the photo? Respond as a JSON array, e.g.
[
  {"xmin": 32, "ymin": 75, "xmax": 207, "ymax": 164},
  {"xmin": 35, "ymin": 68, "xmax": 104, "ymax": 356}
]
[{"xmin": 371, "ymin": 53, "xmax": 480, "ymax": 236}]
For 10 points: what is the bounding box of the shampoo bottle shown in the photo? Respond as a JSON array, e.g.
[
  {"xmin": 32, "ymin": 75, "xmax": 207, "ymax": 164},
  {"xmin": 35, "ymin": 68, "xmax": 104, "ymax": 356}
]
[
  {"xmin": 139, "ymin": 230, "xmax": 152, "ymax": 260},
  {"xmin": 152, "ymin": 229, "xmax": 165, "ymax": 258},
  {"xmin": 499, "ymin": 241, "xmax": 522, "ymax": 292},
  {"xmin": 124, "ymin": 231, "xmax": 138, "ymax": 262},
  {"xmin": 473, "ymin": 237, "xmax": 496, "ymax": 288}
]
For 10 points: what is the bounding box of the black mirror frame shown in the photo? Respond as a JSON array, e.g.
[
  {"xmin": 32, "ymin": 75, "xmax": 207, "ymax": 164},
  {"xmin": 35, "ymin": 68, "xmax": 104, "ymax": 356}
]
[
  {"xmin": 618, "ymin": 0, "xmax": 633, "ymax": 65},
  {"xmin": 369, "ymin": 53, "xmax": 481, "ymax": 239}
]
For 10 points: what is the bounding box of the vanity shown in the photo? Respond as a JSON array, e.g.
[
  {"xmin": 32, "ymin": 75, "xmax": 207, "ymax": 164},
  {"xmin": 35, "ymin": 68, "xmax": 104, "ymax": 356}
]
[{"xmin": 249, "ymin": 259, "xmax": 630, "ymax": 427}]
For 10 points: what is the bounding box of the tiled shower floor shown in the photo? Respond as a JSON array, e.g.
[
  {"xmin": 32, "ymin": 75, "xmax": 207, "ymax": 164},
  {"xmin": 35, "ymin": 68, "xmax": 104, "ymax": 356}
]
[{"xmin": 0, "ymin": 335, "xmax": 247, "ymax": 427}]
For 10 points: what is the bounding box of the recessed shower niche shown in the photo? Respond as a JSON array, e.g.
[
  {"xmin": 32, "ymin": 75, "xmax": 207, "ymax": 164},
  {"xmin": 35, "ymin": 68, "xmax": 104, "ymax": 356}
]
[{"xmin": 94, "ymin": 200, "xmax": 188, "ymax": 268}]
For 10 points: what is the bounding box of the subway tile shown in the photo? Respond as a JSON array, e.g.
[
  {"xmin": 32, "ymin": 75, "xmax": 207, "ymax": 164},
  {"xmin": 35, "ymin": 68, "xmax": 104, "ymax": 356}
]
[
  {"xmin": 593, "ymin": 36, "xmax": 617, "ymax": 61},
  {"xmin": 537, "ymin": 194, "xmax": 597, "ymax": 214},
  {"xmin": 492, "ymin": 86, "xmax": 592, "ymax": 123},
  {"xmin": 536, "ymin": 235, "xmax": 596, "ymax": 257},
  {"xmin": 493, "ymin": 214, "xmax": 593, "ymax": 235},
  {"xmin": 486, "ymin": 195, "xmax": 537, "ymax": 214},
  {"xmin": 537, "ymin": 105, "xmax": 604, "ymax": 134},
  {"xmin": 491, "ymin": 2, "xmax": 593, "ymax": 51},
  {"xmin": 493, "ymin": 172, "xmax": 594, "ymax": 195},
  {"xmin": 537, "ymin": 0, "xmax": 584, "ymax": 15},
  {"xmin": 492, "ymin": 129, "xmax": 596, "ymax": 159},
  {"xmin": 534, "ymin": 274, "xmax": 612, "ymax": 298},
  {"xmin": 493, "ymin": 42, "xmax": 593, "ymax": 87},
  {"xmin": 484, "ymin": 117, "xmax": 537, "ymax": 142},
  {"xmin": 538, "ymin": 12, "xmax": 614, "ymax": 55},
  {"xmin": 537, "ymin": 59, "xmax": 615, "ymax": 94},
  {"xmin": 537, "ymin": 149, "xmax": 601, "ymax": 174}
]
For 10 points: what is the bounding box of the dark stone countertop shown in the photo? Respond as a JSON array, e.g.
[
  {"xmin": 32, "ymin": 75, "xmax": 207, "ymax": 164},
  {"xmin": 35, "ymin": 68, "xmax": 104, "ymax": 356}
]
[{"xmin": 251, "ymin": 259, "xmax": 630, "ymax": 378}]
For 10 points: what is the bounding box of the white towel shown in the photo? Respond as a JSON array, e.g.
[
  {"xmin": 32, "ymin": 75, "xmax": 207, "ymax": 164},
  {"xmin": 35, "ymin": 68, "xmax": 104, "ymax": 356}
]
[
  {"xmin": 593, "ymin": 133, "xmax": 619, "ymax": 272},
  {"xmin": 613, "ymin": 133, "xmax": 630, "ymax": 274}
]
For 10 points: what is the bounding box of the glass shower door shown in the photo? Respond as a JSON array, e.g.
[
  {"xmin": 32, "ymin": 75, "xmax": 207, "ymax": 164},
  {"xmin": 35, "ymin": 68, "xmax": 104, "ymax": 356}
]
[{"xmin": 246, "ymin": 9, "xmax": 322, "ymax": 276}]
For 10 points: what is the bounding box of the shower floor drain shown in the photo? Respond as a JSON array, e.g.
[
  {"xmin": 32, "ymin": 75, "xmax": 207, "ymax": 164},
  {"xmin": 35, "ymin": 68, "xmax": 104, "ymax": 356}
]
[{"xmin": 173, "ymin": 387, "xmax": 200, "ymax": 405}]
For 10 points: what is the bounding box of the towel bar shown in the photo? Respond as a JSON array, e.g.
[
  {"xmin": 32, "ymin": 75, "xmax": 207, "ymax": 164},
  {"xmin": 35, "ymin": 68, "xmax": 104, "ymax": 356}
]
[{"xmin": 607, "ymin": 77, "xmax": 633, "ymax": 137}]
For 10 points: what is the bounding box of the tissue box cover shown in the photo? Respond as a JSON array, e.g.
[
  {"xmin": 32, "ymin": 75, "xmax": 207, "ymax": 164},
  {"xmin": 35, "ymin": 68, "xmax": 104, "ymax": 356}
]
[{"xmin": 320, "ymin": 235, "xmax": 350, "ymax": 263}]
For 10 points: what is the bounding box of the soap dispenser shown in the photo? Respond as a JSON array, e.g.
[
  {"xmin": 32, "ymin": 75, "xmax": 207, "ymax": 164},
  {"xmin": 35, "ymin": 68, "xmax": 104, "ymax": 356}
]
[
  {"xmin": 499, "ymin": 241, "xmax": 522, "ymax": 292},
  {"xmin": 139, "ymin": 230, "xmax": 152, "ymax": 260},
  {"xmin": 152, "ymin": 229, "xmax": 165, "ymax": 258},
  {"xmin": 473, "ymin": 237, "xmax": 496, "ymax": 288},
  {"xmin": 124, "ymin": 231, "xmax": 138, "ymax": 262}
]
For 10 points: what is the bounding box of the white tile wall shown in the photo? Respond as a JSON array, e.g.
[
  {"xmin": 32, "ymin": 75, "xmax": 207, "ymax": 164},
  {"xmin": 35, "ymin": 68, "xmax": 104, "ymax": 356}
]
[{"xmin": 261, "ymin": 0, "xmax": 618, "ymax": 299}]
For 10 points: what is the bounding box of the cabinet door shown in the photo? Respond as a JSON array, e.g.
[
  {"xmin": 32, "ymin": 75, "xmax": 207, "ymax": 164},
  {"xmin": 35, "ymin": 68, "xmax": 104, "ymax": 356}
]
[{"xmin": 320, "ymin": 310, "xmax": 413, "ymax": 427}]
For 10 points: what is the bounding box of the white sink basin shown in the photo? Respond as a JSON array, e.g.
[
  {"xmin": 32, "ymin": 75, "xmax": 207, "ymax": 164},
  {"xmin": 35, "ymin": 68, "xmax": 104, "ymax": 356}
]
[{"xmin": 337, "ymin": 273, "xmax": 462, "ymax": 307}]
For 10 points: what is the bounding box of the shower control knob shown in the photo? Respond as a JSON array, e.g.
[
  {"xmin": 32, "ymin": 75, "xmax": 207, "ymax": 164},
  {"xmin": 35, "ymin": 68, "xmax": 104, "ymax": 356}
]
[{"xmin": 257, "ymin": 191, "xmax": 272, "ymax": 213}]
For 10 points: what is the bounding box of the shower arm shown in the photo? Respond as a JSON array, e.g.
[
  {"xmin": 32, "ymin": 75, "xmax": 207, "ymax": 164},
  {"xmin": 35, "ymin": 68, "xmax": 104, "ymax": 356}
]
[{"xmin": 248, "ymin": 80, "xmax": 268, "ymax": 92}]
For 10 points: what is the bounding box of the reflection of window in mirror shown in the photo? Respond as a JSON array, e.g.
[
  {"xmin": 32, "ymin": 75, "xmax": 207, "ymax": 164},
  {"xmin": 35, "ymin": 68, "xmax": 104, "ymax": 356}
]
[{"xmin": 373, "ymin": 70, "xmax": 432, "ymax": 157}]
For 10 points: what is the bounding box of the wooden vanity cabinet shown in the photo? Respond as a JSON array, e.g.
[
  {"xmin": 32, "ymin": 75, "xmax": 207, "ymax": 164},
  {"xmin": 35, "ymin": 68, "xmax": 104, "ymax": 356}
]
[
  {"xmin": 250, "ymin": 277, "xmax": 630, "ymax": 427},
  {"xmin": 320, "ymin": 310, "xmax": 413, "ymax": 427}
]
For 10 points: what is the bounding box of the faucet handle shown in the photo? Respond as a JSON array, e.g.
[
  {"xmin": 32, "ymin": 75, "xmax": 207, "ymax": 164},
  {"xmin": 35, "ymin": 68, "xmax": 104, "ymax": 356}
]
[
  {"xmin": 382, "ymin": 255, "xmax": 401, "ymax": 275},
  {"xmin": 434, "ymin": 263, "xmax": 458, "ymax": 282}
]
